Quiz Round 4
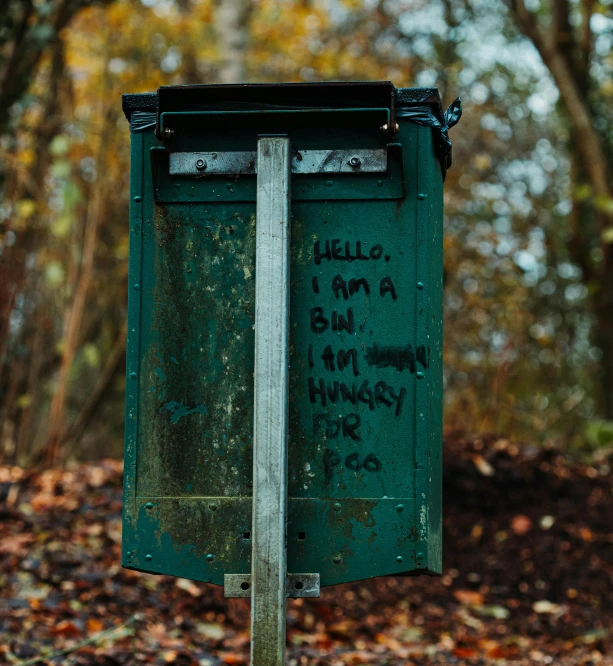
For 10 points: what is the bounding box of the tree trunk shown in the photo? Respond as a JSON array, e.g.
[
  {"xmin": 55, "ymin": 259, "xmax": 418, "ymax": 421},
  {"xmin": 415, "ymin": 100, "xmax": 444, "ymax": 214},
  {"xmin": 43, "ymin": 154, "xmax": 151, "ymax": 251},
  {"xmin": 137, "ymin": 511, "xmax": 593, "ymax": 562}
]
[
  {"xmin": 14, "ymin": 314, "xmax": 45, "ymax": 465},
  {"xmin": 510, "ymin": 0, "xmax": 613, "ymax": 419},
  {"xmin": 595, "ymin": 269, "xmax": 613, "ymax": 419},
  {"xmin": 214, "ymin": 0, "xmax": 251, "ymax": 83},
  {"xmin": 64, "ymin": 326, "xmax": 126, "ymax": 448},
  {"xmin": 45, "ymin": 173, "xmax": 105, "ymax": 466}
]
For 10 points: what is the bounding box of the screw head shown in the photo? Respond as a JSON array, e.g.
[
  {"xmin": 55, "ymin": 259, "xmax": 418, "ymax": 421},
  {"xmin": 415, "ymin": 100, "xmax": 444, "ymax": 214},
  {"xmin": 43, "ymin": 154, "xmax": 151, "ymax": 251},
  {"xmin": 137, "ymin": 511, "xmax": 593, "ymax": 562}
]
[
  {"xmin": 396, "ymin": 503, "xmax": 404, "ymax": 512},
  {"xmin": 418, "ymin": 193, "xmax": 426, "ymax": 200},
  {"xmin": 145, "ymin": 554, "xmax": 153, "ymax": 561},
  {"xmin": 333, "ymin": 555, "xmax": 342, "ymax": 564},
  {"xmin": 209, "ymin": 502, "xmax": 217, "ymax": 511},
  {"xmin": 349, "ymin": 156, "xmax": 361, "ymax": 168},
  {"xmin": 196, "ymin": 158, "xmax": 206, "ymax": 171},
  {"xmin": 417, "ymin": 281, "xmax": 424, "ymax": 290},
  {"xmin": 333, "ymin": 502, "xmax": 341, "ymax": 512},
  {"xmin": 130, "ymin": 372, "xmax": 137, "ymax": 380},
  {"xmin": 145, "ymin": 502, "xmax": 154, "ymax": 510},
  {"xmin": 396, "ymin": 555, "xmax": 403, "ymax": 563},
  {"xmin": 380, "ymin": 123, "xmax": 399, "ymax": 133},
  {"xmin": 206, "ymin": 554, "xmax": 214, "ymax": 562},
  {"xmin": 416, "ymin": 371, "xmax": 425, "ymax": 379}
]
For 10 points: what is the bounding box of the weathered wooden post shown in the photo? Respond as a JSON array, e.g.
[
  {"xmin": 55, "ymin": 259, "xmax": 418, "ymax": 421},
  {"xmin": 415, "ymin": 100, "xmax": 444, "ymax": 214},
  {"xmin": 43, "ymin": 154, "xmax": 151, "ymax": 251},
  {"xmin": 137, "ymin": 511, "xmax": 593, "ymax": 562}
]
[
  {"xmin": 250, "ymin": 136, "xmax": 291, "ymax": 666},
  {"xmin": 121, "ymin": 83, "xmax": 460, "ymax": 665}
]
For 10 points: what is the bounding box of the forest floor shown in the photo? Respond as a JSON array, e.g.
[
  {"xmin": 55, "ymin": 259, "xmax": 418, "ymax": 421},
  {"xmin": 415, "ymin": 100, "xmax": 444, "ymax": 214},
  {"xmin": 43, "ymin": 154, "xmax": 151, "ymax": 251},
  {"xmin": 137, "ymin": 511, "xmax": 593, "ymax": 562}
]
[{"xmin": 1, "ymin": 432, "xmax": 612, "ymax": 665}]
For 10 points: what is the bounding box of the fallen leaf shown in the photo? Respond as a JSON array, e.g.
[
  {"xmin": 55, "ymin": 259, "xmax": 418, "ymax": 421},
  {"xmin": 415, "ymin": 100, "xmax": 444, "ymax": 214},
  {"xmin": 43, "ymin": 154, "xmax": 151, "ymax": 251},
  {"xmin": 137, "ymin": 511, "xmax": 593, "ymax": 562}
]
[
  {"xmin": 196, "ymin": 622, "xmax": 225, "ymax": 640},
  {"xmin": 220, "ymin": 654, "xmax": 246, "ymax": 665},
  {"xmin": 51, "ymin": 620, "xmax": 81, "ymax": 637},
  {"xmin": 176, "ymin": 577, "xmax": 202, "ymax": 597},
  {"xmin": 454, "ymin": 646, "xmax": 478, "ymax": 658},
  {"xmin": 475, "ymin": 605, "xmax": 511, "ymax": 619},
  {"xmin": 511, "ymin": 515, "xmax": 532, "ymax": 535},
  {"xmin": 87, "ymin": 618, "xmax": 104, "ymax": 633},
  {"xmin": 533, "ymin": 600, "xmax": 563, "ymax": 614},
  {"xmin": 472, "ymin": 454, "xmax": 494, "ymax": 476},
  {"xmin": 0, "ymin": 533, "xmax": 34, "ymax": 555},
  {"xmin": 540, "ymin": 515, "xmax": 555, "ymax": 530},
  {"xmin": 453, "ymin": 589, "xmax": 484, "ymax": 606}
]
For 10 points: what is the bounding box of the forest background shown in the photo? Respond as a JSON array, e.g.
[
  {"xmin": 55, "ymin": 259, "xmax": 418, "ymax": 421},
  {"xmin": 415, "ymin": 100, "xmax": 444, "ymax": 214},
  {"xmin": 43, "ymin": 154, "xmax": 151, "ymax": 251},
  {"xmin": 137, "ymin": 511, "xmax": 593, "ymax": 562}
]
[{"xmin": 1, "ymin": 0, "xmax": 613, "ymax": 465}]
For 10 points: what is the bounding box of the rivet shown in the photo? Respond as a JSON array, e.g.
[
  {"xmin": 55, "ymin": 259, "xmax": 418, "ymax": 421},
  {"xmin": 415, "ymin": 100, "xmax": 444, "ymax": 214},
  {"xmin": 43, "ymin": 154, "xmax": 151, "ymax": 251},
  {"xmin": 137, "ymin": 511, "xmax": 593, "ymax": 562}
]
[
  {"xmin": 377, "ymin": 179, "xmax": 384, "ymax": 187},
  {"xmin": 333, "ymin": 502, "xmax": 341, "ymax": 512},
  {"xmin": 325, "ymin": 180, "xmax": 333, "ymax": 188},
  {"xmin": 416, "ymin": 372, "xmax": 425, "ymax": 379},
  {"xmin": 145, "ymin": 502, "xmax": 154, "ymax": 510},
  {"xmin": 396, "ymin": 503, "xmax": 404, "ymax": 512},
  {"xmin": 417, "ymin": 282, "xmax": 424, "ymax": 290},
  {"xmin": 130, "ymin": 372, "xmax": 137, "ymax": 380},
  {"xmin": 126, "ymin": 551, "xmax": 132, "ymax": 557},
  {"xmin": 417, "ymin": 551, "xmax": 425, "ymax": 561},
  {"xmin": 379, "ymin": 123, "xmax": 399, "ymax": 133},
  {"xmin": 133, "ymin": 195, "xmax": 142, "ymax": 203},
  {"xmin": 333, "ymin": 555, "xmax": 342, "ymax": 564},
  {"xmin": 145, "ymin": 554, "xmax": 153, "ymax": 561},
  {"xmin": 206, "ymin": 554, "xmax": 214, "ymax": 562},
  {"xmin": 396, "ymin": 555, "xmax": 403, "ymax": 563},
  {"xmin": 133, "ymin": 284, "xmax": 140, "ymax": 291},
  {"xmin": 209, "ymin": 502, "xmax": 217, "ymax": 511},
  {"xmin": 418, "ymin": 193, "xmax": 426, "ymax": 200}
]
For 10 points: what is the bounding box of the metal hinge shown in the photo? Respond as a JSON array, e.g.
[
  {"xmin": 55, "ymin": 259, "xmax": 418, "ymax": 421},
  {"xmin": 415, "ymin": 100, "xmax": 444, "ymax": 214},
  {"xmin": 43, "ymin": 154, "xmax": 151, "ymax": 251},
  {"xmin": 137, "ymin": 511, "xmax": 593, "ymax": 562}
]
[
  {"xmin": 224, "ymin": 573, "xmax": 320, "ymax": 599},
  {"xmin": 169, "ymin": 149, "xmax": 387, "ymax": 176}
]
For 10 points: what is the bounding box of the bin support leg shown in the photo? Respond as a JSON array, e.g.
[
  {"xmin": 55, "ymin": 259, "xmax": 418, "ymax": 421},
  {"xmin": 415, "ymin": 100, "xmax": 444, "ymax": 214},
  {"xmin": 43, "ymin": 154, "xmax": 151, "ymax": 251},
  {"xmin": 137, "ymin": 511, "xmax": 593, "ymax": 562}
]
[{"xmin": 251, "ymin": 136, "xmax": 291, "ymax": 666}]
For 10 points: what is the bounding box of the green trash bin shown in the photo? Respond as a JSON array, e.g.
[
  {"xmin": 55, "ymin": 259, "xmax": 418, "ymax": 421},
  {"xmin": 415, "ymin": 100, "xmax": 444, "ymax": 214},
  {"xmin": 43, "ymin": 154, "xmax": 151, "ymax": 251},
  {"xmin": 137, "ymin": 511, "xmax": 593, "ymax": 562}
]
[{"xmin": 121, "ymin": 82, "xmax": 459, "ymax": 591}]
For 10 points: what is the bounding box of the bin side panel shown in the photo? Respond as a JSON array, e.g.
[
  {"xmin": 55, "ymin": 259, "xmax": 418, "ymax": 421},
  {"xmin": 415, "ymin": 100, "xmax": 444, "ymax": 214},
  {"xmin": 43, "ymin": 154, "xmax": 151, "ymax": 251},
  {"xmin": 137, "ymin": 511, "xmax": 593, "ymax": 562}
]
[
  {"xmin": 425, "ymin": 126, "xmax": 444, "ymax": 574},
  {"xmin": 122, "ymin": 129, "xmax": 144, "ymax": 569}
]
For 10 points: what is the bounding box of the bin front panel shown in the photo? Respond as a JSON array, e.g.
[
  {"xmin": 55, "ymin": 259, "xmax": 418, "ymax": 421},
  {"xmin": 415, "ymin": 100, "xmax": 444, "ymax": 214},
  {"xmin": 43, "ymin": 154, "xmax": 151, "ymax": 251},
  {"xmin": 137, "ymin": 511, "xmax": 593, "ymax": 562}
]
[{"xmin": 122, "ymin": 101, "xmax": 443, "ymax": 586}]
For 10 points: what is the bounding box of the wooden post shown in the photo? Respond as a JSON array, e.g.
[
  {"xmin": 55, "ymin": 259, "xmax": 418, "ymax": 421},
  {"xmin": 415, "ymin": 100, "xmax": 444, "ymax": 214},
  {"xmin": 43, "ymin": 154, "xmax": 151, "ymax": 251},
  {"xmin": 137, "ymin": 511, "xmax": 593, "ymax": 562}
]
[{"xmin": 251, "ymin": 136, "xmax": 291, "ymax": 666}]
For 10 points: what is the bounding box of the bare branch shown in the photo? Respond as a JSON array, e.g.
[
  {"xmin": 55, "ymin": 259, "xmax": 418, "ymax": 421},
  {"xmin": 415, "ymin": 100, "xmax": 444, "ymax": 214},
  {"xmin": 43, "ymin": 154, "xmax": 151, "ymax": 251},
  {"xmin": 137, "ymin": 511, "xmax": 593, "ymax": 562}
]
[{"xmin": 511, "ymin": 0, "xmax": 611, "ymax": 222}]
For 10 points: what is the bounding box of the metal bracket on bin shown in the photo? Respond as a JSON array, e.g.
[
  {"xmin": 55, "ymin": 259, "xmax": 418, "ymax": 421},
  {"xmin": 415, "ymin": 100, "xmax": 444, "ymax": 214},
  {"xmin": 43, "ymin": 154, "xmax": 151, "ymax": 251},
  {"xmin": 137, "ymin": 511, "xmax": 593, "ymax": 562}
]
[
  {"xmin": 168, "ymin": 148, "xmax": 388, "ymax": 177},
  {"xmin": 224, "ymin": 573, "xmax": 321, "ymax": 599}
]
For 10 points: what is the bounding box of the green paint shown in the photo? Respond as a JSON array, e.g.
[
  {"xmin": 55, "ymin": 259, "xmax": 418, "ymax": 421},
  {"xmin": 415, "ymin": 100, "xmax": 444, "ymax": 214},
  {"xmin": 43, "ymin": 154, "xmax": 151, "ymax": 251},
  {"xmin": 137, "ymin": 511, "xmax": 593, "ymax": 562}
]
[
  {"xmin": 123, "ymin": 86, "xmax": 445, "ymax": 587},
  {"xmin": 160, "ymin": 400, "xmax": 207, "ymax": 424}
]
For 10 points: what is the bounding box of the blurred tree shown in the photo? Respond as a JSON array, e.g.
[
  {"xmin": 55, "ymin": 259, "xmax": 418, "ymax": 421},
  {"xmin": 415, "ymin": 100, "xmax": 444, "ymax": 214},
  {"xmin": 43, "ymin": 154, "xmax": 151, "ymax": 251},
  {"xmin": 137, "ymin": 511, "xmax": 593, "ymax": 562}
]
[
  {"xmin": 0, "ymin": 0, "xmax": 112, "ymax": 135},
  {"xmin": 0, "ymin": 0, "xmax": 114, "ymax": 357},
  {"xmin": 510, "ymin": 0, "xmax": 613, "ymax": 418},
  {"xmin": 214, "ymin": 0, "xmax": 252, "ymax": 83}
]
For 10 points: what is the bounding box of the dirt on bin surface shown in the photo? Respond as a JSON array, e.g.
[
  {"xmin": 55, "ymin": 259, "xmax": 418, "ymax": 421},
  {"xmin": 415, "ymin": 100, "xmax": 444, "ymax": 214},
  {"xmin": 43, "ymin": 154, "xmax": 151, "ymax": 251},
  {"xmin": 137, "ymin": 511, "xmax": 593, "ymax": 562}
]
[{"xmin": 1, "ymin": 431, "xmax": 612, "ymax": 665}]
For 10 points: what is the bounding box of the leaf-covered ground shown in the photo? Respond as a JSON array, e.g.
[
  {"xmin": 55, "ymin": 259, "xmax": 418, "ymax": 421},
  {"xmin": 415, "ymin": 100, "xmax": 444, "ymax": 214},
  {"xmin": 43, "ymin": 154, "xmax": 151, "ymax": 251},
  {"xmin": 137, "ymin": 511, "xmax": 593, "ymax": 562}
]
[{"xmin": 1, "ymin": 433, "xmax": 612, "ymax": 665}]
